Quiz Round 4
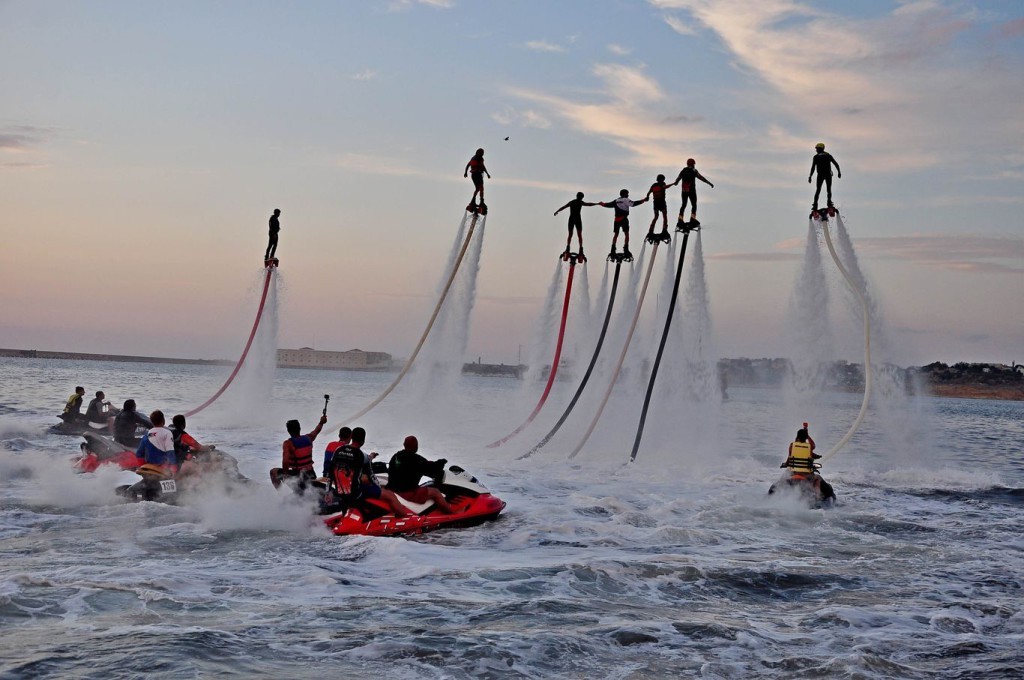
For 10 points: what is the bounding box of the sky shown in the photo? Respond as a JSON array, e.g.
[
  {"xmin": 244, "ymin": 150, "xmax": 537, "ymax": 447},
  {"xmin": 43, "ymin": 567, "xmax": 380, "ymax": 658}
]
[{"xmin": 2, "ymin": 0, "xmax": 1022, "ymax": 367}]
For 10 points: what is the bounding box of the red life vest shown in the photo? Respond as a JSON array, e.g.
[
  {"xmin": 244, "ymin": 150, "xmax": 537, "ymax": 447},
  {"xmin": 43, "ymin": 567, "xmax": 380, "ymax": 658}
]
[
  {"xmin": 468, "ymin": 157, "xmax": 484, "ymax": 173},
  {"xmin": 285, "ymin": 435, "xmax": 315, "ymax": 471}
]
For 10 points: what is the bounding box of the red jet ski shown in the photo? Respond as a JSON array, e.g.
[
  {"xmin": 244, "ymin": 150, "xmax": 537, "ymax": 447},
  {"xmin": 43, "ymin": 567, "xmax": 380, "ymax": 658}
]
[
  {"xmin": 74, "ymin": 432, "xmax": 143, "ymax": 473},
  {"xmin": 320, "ymin": 465, "xmax": 506, "ymax": 537}
]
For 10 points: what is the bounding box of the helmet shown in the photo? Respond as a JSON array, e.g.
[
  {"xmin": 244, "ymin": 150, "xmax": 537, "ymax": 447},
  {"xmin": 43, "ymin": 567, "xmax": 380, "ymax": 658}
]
[
  {"xmin": 686, "ymin": 158, "xmax": 695, "ymax": 166},
  {"xmin": 815, "ymin": 142, "xmax": 825, "ymax": 149}
]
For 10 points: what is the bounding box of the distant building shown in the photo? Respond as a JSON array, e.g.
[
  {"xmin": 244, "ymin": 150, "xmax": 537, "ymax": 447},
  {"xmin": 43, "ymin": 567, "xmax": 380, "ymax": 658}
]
[{"xmin": 277, "ymin": 347, "xmax": 393, "ymax": 371}]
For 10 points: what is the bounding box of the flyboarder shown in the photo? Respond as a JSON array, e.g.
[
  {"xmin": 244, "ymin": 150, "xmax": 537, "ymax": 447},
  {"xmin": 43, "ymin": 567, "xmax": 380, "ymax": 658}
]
[
  {"xmin": 809, "ymin": 142, "xmax": 841, "ymax": 216},
  {"xmin": 265, "ymin": 209, "xmax": 281, "ymax": 266},
  {"xmin": 600, "ymin": 189, "xmax": 647, "ymax": 261},
  {"xmin": 646, "ymin": 174, "xmax": 671, "ymax": 238},
  {"xmin": 554, "ymin": 192, "xmax": 597, "ymax": 261},
  {"xmin": 671, "ymin": 158, "xmax": 713, "ymax": 229},
  {"xmin": 464, "ymin": 148, "xmax": 490, "ymax": 213}
]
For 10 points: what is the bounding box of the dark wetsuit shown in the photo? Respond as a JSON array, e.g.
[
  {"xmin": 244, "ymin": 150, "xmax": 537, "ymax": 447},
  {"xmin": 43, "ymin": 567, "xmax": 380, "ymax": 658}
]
[
  {"xmin": 649, "ymin": 182, "xmax": 668, "ymax": 214},
  {"xmin": 675, "ymin": 167, "xmax": 700, "ymax": 217},
  {"xmin": 810, "ymin": 151, "xmax": 840, "ymax": 208},
  {"xmin": 565, "ymin": 197, "xmax": 586, "ymax": 233},
  {"xmin": 265, "ymin": 213, "xmax": 280, "ymax": 261},
  {"xmin": 468, "ymin": 157, "xmax": 486, "ymax": 189},
  {"xmin": 385, "ymin": 449, "xmax": 439, "ymax": 493},
  {"xmin": 113, "ymin": 410, "xmax": 153, "ymax": 448},
  {"xmin": 85, "ymin": 397, "xmax": 109, "ymax": 424}
]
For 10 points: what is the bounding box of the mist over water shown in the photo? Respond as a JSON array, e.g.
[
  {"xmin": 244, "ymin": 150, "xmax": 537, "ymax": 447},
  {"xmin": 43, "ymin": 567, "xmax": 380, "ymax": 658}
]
[{"xmin": 225, "ymin": 267, "xmax": 281, "ymax": 426}]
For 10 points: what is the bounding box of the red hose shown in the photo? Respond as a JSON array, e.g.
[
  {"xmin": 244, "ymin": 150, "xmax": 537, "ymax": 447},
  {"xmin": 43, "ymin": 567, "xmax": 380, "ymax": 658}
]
[
  {"xmin": 488, "ymin": 260, "xmax": 576, "ymax": 448},
  {"xmin": 185, "ymin": 266, "xmax": 275, "ymax": 417}
]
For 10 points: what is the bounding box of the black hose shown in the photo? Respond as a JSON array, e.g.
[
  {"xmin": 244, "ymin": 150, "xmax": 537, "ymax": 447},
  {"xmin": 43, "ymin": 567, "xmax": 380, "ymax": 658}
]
[
  {"xmin": 519, "ymin": 261, "xmax": 623, "ymax": 459},
  {"xmin": 630, "ymin": 230, "xmax": 691, "ymax": 462}
]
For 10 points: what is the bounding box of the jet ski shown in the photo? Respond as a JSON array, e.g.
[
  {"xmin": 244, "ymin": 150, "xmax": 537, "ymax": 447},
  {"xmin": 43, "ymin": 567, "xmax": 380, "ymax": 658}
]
[
  {"xmin": 768, "ymin": 463, "xmax": 836, "ymax": 507},
  {"xmin": 49, "ymin": 415, "xmax": 114, "ymax": 437},
  {"xmin": 74, "ymin": 432, "xmax": 143, "ymax": 473},
  {"xmin": 115, "ymin": 449, "xmax": 249, "ymax": 504},
  {"xmin": 320, "ymin": 464, "xmax": 506, "ymax": 537}
]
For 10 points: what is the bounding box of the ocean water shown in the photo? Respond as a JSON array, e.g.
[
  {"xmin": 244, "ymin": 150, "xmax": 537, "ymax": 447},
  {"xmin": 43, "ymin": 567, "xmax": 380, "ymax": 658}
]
[{"xmin": 1, "ymin": 357, "xmax": 1022, "ymax": 679}]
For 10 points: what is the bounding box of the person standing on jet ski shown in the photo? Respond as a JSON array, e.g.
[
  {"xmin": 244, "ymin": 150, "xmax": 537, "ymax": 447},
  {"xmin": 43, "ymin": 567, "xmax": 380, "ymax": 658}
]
[
  {"xmin": 270, "ymin": 412, "xmax": 328, "ymax": 489},
  {"xmin": 600, "ymin": 189, "xmax": 647, "ymax": 258},
  {"xmin": 385, "ymin": 436, "xmax": 453, "ymax": 513},
  {"xmin": 62, "ymin": 386, "xmax": 86, "ymax": 422},
  {"xmin": 808, "ymin": 142, "xmax": 841, "ymax": 212},
  {"xmin": 136, "ymin": 410, "xmax": 177, "ymax": 472},
  {"xmin": 113, "ymin": 399, "xmax": 152, "ymax": 448}
]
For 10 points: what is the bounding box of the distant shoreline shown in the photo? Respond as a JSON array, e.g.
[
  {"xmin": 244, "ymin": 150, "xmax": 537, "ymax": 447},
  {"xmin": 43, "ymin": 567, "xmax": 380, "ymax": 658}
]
[{"xmin": 2, "ymin": 348, "xmax": 1020, "ymax": 402}]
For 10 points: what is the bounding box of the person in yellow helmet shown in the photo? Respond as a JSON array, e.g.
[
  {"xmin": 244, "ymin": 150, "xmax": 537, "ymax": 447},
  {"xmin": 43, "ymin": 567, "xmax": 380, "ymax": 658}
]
[{"xmin": 809, "ymin": 142, "xmax": 841, "ymax": 212}]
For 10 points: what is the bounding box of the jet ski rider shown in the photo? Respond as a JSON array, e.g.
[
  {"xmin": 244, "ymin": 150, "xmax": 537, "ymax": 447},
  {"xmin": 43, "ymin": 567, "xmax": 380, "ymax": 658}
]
[
  {"xmin": 136, "ymin": 410, "xmax": 177, "ymax": 473},
  {"xmin": 386, "ymin": 436, "xmax": 453, "ymax": 513},
  {"xmin": 782, "ymin": 426, "xmax": 820, "ymax": 474},
  {"xmin": 62, "ymin": 386, "xmax": 86, "ymax": 422},
  {"xmin": 113, "ymin": 399, "xmax": 153, "ymax": 448},
  {"xmin": 270, "ymin": 412, "xmax": 328, "ymax": 490},
  {"xmin": 330, "ymin": 427, "xmax": 412, "ymax": 517}
]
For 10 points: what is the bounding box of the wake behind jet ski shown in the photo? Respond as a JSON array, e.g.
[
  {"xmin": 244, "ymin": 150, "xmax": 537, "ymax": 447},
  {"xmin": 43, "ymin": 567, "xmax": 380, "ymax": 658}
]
[
  {"xmin": 115, "ymin": 448, "xmax": 249, "ymax": 504},
  {"xmin": 768, "ymin": 423, "xmax": 836, "ymax": 507}
]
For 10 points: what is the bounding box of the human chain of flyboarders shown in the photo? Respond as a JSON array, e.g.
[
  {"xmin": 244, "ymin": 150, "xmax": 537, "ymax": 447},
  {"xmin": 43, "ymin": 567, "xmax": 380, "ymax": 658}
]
[{"xmin": 183, "ymin": 142, "xmax": 847, "ymax": 461}]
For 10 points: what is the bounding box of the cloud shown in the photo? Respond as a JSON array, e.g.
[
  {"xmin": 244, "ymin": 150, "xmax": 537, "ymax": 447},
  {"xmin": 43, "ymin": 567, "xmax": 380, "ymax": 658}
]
[
  {"xmin": 351, "ymin": 69, "xmax": 377, "ymax": 81},
  {"xmin": 491, "ymin": 106, "xmax": 552, "ymax": 129},
  {"xmin": 707, "ymin": 252, "xmax": 802, "ymax": 262},
  {"xmin": 524, "ymin": 40, "xmax": 567, "ymax": 53},
  {"xmin": 503, "ymin": 63, "xmax": 727, "ymax": 173},
  {"xmin": 990, "ymin": 16, "xmax": 1024, "ymax": 39},
  {"xmin": 0, "ymin": 125, "xmax": 55, "ymax": 151},
  {"xmin": 388, "ymin": 0, "xmax": 452, "ymax": 10},
  {"xmin": 648, "ymin": 0, "xmax": 1024, "ymax": 173},
  {"xmin": 607, "ymin": 43, "xmax": 632, "ymax": 56}
]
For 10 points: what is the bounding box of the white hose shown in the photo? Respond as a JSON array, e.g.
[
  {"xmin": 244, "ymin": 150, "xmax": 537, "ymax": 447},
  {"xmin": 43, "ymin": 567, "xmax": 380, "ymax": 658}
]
[
  {"xmin": 342, "ymin": 213, "xmax": 483, "ymax": 423},
  {"xmin": 819, "ymin": 216, "xmax": 872, "ymax": 462},
  {"xmin": 569, "ymin": 242, "xmax": 661, "ymax": 459}
]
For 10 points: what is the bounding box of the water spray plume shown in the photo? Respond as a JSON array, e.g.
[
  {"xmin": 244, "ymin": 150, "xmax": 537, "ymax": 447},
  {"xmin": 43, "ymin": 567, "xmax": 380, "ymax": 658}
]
[
  {"xmin": 185, "ymin": 265, "xmax": 276, "ymax": 417},
  {"xmin": 489, "ymin": 257, "xmax": 578, "ymax": 448},
  {"xmin": 341, "ymin": 212, "xmax": 484, "ymax": 423}
]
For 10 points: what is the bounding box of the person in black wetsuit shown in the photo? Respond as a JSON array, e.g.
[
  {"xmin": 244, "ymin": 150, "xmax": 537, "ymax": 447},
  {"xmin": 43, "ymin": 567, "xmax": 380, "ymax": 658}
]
[
  {"xmin": 265, "ymin": 209, "xmax": 280, "ymax": 263},
  {"xmin": 85, "ymin": 390, "xmax": 117, "ymax": 429},
  {"xmin": 464, "ymin": 148, "xmax": 490, "ymax": 210},
  {"xmin": 554, "ymin": 192, "xmax": 597, "ymax": 257},
  {"xmin": 808, "ymin": 143, "xmax": 841, "ymax": 211},
  {"xmin": 113, "ymin": 399, "xmax": 153, "ymax": 448},
  {"xmin": 646, "ymin": 174, "xmax": 670, "ymax": 236},
  {"xmin": 671, "ymin": 158, "xmax": 713, "ymax": 228},
  {"xmin": 385, "ymin": 435, "xmax": 453, "ymax": 513}
]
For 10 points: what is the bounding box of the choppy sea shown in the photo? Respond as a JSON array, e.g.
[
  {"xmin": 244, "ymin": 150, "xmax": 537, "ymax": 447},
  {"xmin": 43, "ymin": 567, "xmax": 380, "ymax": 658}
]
[{"xmin": 1, "ymin": 357, "xmax": 1022, "ymax": 678}]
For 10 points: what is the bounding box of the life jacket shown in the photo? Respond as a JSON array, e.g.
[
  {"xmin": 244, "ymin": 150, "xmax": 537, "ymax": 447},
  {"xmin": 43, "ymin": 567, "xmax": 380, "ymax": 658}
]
[
  {"xmin": 650, "ymin": 183, "xmax": 666, "ymax": 200},
  {"xmin": 468, "ymin": 157, "xmax": 484, "ymax": 173},
  {"xmin": 285, "ymin": 435, "xmax": 315, "ymax": 472},
  {"xmin": 63, "ymin": 393, "xmax": 83, "ymax": 415},
  {"xmin": 323, "ymin": 440, "xmax": 348, "ymax": 476},
  {"xmin": 330, "ymin": 445, "xmax": 373, "ymax": 498},
  {"xmin": 785, "ymin": 441, "xmax": 815, "ymax": 474}
]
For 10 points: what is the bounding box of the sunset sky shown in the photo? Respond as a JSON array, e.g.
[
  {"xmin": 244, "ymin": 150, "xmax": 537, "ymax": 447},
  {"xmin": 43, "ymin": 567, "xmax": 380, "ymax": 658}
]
[{"xmin": 2, "ymin": 0, "xmax": 1022, "ymax": 366}]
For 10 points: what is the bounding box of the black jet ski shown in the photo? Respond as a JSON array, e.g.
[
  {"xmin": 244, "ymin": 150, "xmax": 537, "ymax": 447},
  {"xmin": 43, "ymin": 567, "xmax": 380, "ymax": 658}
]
[
  {"xmin": 768, "ymin": 463, "xmax": 836, "ymax": 507},
  {"xmin": 115, "ymin": 448, "xmax": 249, "ymax": 504}
]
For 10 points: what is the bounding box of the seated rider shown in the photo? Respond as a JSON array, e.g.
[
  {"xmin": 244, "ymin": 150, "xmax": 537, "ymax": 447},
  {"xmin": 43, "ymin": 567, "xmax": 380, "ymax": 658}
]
[
  {"xmin": 270, "ymin": 413, "xmax": 327, "ymax": 489},
  {"xmin": 113, "ymin": 399, "xmax": 153, "ymax": 448},
  {"xmin": 85, "ymin": 390, "xmax": 118, "ymax": 430},
  {"xmin": 136, "ymin": 410, "xmax": 177, "ymax": 474},
  {"xmin": 329, "ymin": 427, "xmax": 411, "ymax": 517},
  {"xmin": 62, "ymin": 386, "xmax": 86, "ymax": 422},
  {"xmin": 781, "ymin": 425, "xmax": 821, "ymax": 476},
  {"xmin": 323, "ymin": 426, "xmax": 352, "ymax": 478},
  {"xmin": 385, "ymin": 436, "xmax": 453, "ymax": 513}
]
